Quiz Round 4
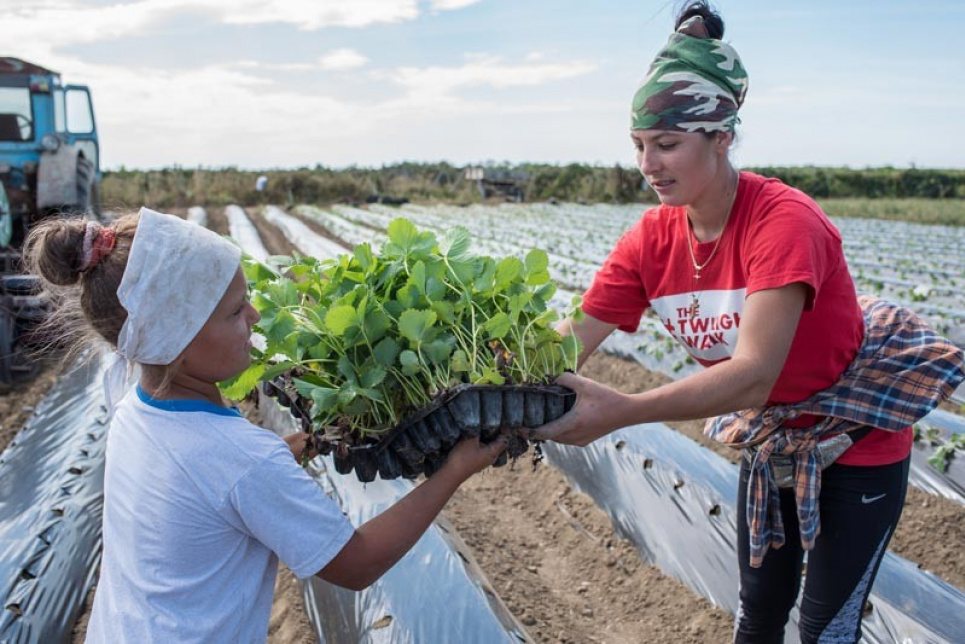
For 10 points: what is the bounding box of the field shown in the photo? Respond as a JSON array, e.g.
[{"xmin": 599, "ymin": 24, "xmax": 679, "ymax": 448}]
[{"xmin": 2, "ymin": 200, "xmax": 964, "ymax": 643}]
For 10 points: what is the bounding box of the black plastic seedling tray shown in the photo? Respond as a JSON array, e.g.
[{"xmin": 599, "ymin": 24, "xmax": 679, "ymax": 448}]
[{"xmin": 261, "ymin": 379, "xmax": 576, "ymax": 482}]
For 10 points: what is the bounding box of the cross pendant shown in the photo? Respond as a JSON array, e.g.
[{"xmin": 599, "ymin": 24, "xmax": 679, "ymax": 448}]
[{"xmin": 694, "ymin": 270, "xmax": 701, "ymax": 282}]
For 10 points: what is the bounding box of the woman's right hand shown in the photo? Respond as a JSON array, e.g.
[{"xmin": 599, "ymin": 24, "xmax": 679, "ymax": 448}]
[
  {"xmin": 440, "ymin": 434, "xmax": 509, "ymax": 480},
  {"xmin": 529, "ymin": 372, "xmax": 633, "ymax": 446}
]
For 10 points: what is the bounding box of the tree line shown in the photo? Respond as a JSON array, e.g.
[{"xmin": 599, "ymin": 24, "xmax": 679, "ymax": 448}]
[{"xmin": 100, "ymin": 163, "xmax": 965, "ymax": 210}]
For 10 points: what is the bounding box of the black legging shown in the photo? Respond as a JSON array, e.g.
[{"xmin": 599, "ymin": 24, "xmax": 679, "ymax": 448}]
[{"xmin": 735, "ymin": 455, "xmax": 909, "ymax": 644}]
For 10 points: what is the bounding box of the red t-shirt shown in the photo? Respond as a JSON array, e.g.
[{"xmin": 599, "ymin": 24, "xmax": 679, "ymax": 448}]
[{"xmin": 582, "ymin": 172, "xmax": 911, "ymax": 466}]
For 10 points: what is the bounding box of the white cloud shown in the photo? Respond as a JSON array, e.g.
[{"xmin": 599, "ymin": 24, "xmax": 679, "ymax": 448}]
[
  {"xmin": 317, "ymin": 49, "xmax": 369, "ymax": 71},
  {"xmin": 0, "ymin": 0, "xmax": 466, "ymax": 63},
  {"xmin": 234, "ymin": 60, "xmax": 317, "ymax": 72},
  {"xmin": 429, "ymin": 0, "xmax": 483, "ymax": 9},
  {"xmin": 389, "ymin": 54, "xmax": 597, "ymax": 97},
  {"xmin": 218, "ymin": 0, "xmax": 418, "ymax": 30}
]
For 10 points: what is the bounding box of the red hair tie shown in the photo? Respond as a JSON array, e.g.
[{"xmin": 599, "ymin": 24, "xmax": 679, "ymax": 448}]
[{"xmin": 80, "ymin": 223, "xmax": 116, "ymax": 272}]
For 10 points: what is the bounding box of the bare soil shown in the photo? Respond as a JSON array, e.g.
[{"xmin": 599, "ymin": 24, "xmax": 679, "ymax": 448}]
[
  {"xmin": 245, "ymin": 207, "xmax": 294, "ymax": 257},
  {"xmin": 0, "ymin": 364, "xmax": 59, "ymax": 452},
  {"xmin": 447, "ymin": 463, "xmax": 733, "ymax": 643},
  {"xmin": 205, "ymin": 206, "xmax": 230, "ymax": 237}
]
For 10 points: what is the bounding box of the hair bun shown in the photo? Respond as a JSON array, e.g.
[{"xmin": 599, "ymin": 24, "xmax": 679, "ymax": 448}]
[
  {"xmin": 675, "ymin": 1, "xmax": 724, "ymax": 39},
  {"xmin": 677, "ymin": 15, "xmax": 710, "ymax": 39},
  {"xmin": 23, "ymin": 218, "xmax": 88, "ymax": 286}
]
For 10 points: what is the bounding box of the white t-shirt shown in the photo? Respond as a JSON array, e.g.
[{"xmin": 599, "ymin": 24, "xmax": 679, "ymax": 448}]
[{"xmin": 85, "ymin": 387, "xmax": 355, "ymax": 643}]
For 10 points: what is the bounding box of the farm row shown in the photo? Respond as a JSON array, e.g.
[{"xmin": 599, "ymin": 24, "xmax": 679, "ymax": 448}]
[{"xmin": 220, "ymin": 203, "xmax": 965, "ymax": 642}]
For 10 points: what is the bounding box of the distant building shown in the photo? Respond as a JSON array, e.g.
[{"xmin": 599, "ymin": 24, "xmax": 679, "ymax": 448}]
[{"xmin": 464, "ymin": 167, "xmax": 528, "ymax": 202}]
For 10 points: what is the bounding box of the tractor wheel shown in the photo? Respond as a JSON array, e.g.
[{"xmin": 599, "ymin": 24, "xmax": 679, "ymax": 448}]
[
  {"xmin": 75, "ymin": 156, "xmax": 94, "ymax": 215},
  {"xmin": 0, "ymin": 306, "xmax": 41, "ymax": 386},
  {"xmin": 0, "ymin": 308, "xmax": 12, "ymax": 384},
  {"xmin": 91, "ymin": 180, "xmax": 103, "ymax": 219}
]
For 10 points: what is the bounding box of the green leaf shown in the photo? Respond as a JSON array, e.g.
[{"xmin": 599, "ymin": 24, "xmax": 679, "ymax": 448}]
[
  {"xmin": 474, "ymin": 368, "xmax": 506, "ymax": 385},
  {"xmin": 399, "ymin": 309, "xmax": 437, "ymax": 343},
  {"xmin": 495, "ymin": 257, "xmax": 523, "ymax": 291},
  {"xmin": 483, "ymin": 312, "xmax": 511, "ymax": 339},
  {"xmin": 400, "ymin": 349, "xmax": 420, "ymax": 368},
  {"xmin": 439, "ymin": 227, "xmax": 472, "ymax": 261},
  {"xmin": 448, "ymin": 258, "xmax": 478, "ymax": 287},
  {"xmin": 423, "ymin": 338, "xmax": 454, "ymax": 365},
  {"xmin": 451, "ymin": 349, "xmax": 470, "ymax": 372},
  {"xmin": 425, "ymin": 276, "xmax": 447, "ymax": 301},
  {"xmin": 218, "ymin": 362, "xmax": 266, "ymax": 400},
  {"xmin": 266, "ymin": 279, "xmax": 300, "ymax": 308},
  {"xmin": 411, "ymin": 261, "xmax": 427, "ymax": 295},
  {"xmin": 353, "ymin": 243, "xmax": 374, "ymax": 272},
  {"xmin": 362, "ymin": 307, "xmax": 392, "ymax": 343},
  {"xmin": 310, "ymin": 387, "xmax": 339, "ymax": 411},
  {"xmin": 373, "ymin": 337, "xmax": 401, "ymax": 366},
  {"xmin": 473, "ymin": 257, "xmax": 497, "ymax": 292},
  {"xmin": 524, "ymin": 249, "xmax": 549, "ymax": 275},
  {"xmin": 431, "ymin": 300, "xmax": 455, "ymax": 325},
  {"xmin": 242, "ymin": 257, "xmax": 278, "ymax": 283},
  {"xmin": 387, "ymin": 218, "xmax": 419, "ymax": 251},
  {"xmin": 325, "ymin": 305, "xmax": 359, "ymax": 336},
  {"xmin": 399, "ymin": 349, "xmax": 421, "ymax": 375},
  {"xmin": 264, "ymin": 309, "xmax": 296, "ymax": 346},
  {"xmin": 508, "ymin": 293, "xmax": 533, "ymax": 321},
  {"xmin": 337, "ymin": 354, "xmax": 359, "ymax": 385},
  {"xmin": 396, "ymin": 283, "xmax": 421, "ymax": 309},
  {"xmin": 361, "ymin": 365, "xmax": 387, "ymax": 389},
  {"xmin": 535, "ymin": 282, "xmax": 557, "ymax": 303}
]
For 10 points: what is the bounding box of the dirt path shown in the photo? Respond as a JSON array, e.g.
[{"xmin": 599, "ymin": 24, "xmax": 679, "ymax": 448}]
[
  {"xmin": 244, "ymin": 207, "xmax": 294, "ymax": 256},
  {"xmin": 0, "ymin": 364, "xmax": 58, "ymax": 453},
  {"xmin": 205, "ymin": 206, "xmax": 229, "ymax": 237},
  {"xmin": 447, "ymin": 463, "xmax": 732, "ymax": 643}
]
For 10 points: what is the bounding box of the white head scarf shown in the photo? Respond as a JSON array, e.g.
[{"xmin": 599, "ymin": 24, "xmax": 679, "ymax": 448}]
[{"xmin": 104, "ymin": 207, "xmax": 241, "ymax": 412}]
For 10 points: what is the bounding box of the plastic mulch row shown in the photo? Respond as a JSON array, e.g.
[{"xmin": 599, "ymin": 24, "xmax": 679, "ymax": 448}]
[{"xmin": 262, "ymin": 380, "xmax": 575, "ymax": 483}]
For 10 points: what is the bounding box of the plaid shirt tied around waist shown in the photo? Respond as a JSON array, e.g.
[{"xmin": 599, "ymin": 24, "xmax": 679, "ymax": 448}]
[{"xmin": 706, "ymin": 295, "xmax": 965, "ymax": 568}]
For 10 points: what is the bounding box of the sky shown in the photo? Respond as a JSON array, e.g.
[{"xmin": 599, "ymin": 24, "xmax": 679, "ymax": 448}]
[{"xmin": 2, "ymin": 0, "xmax": 963, "ymax": 170}]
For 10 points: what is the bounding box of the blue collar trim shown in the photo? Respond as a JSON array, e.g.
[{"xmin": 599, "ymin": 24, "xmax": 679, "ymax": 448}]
[{"xmin": 136, "ymin": 385, "xmax": 243, "ymax": 418}]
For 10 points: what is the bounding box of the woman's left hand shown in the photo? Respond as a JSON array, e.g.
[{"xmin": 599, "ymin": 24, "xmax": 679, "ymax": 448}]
[
  {"xmin": 284, "ymin": 432, "xmax": 317, "ymax": 462},
  {"xmin": 529, "ymin": 372, "xmax": 633, "ymax": 447}
]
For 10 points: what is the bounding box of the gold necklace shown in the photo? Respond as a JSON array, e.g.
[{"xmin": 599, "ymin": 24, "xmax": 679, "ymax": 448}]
[{"xmin": 686, "ymin": 172, "xmax": 739, "ymax": 320}]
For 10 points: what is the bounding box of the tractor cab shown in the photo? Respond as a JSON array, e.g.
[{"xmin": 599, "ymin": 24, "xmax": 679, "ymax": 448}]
[{"xmin": 1, "ymin": 57, "xmax": 101, "ymax": 384}]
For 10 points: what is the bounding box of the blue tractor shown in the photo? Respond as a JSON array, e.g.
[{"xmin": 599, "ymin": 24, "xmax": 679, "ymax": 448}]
[{"xmin": 0, "ymin": 57, "xmax": 101, "ymax": 384}]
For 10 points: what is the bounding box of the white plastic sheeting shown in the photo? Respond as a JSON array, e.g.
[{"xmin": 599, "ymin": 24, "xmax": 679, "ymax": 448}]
[
  {"xmin": 225, "ymin": 205, "xmax": 269, "ymax": 262},
  {"xmin": 186, "ymin": 206, "xmax": 207, "ymax": 228},
  {"xmin": 0, "ymin": 356, "xmax": 109, "ymax": 642},
  {"xmin": 263, "ymin": 206, "xmax": 348, "ymax": 260}
]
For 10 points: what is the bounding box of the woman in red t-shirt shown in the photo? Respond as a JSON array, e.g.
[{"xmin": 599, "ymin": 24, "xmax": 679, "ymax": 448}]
[{"xmin": 532, "ymin": 3, "xmax": 912, "ymax": 643}]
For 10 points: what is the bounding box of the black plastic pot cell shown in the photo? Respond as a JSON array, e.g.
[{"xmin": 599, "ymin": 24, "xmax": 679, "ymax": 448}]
[
  {"xmin": 447, "ymin": 388, "xmax": 481, "ymax": 431},
  {"xmin": 431, "ymin": 406, "xmax": 462, "ymax": 447},
  {"xmin": 408, "ymin": 419, "xmax": 442, "ymax": 454},
  {"xmin": 333, "ymin": 451, "xmax": 354, "ymax": 476},
  {"xmin": 523, "ymin": 391, "xmax": 546, "ymax": 427},
  {"xmin": 545, "ymin": 392, "xmax": 565, "ymax": 422},
  {"xmin": 502, "ymin": 389, "xmax": 525, "ymax": 428},
  {"xmin": 375, "ymin": 447, "xmax": 403, "ymax": 480},
  {"xmin": 390, "ymin": 432, "xmax": 424, "ymax": 468},
  {"xmin": 479, "ymin": 390, "xmax": 503, "ymax": 436},
  {"xmin": 352, "ymin": 449, "xmax": 379, "ymax": 483}
]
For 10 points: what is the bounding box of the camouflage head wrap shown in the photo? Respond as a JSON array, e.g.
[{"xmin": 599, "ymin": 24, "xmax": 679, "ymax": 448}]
[{"xmin": 631, "ymin": 15, "xmax": 748, "ymax": 133}]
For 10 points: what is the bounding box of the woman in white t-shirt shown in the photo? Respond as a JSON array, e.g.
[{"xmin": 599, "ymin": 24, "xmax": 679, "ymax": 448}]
[{"xmin": 24, "ymin": 208, "xmax": 506, "ymax": 643}]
